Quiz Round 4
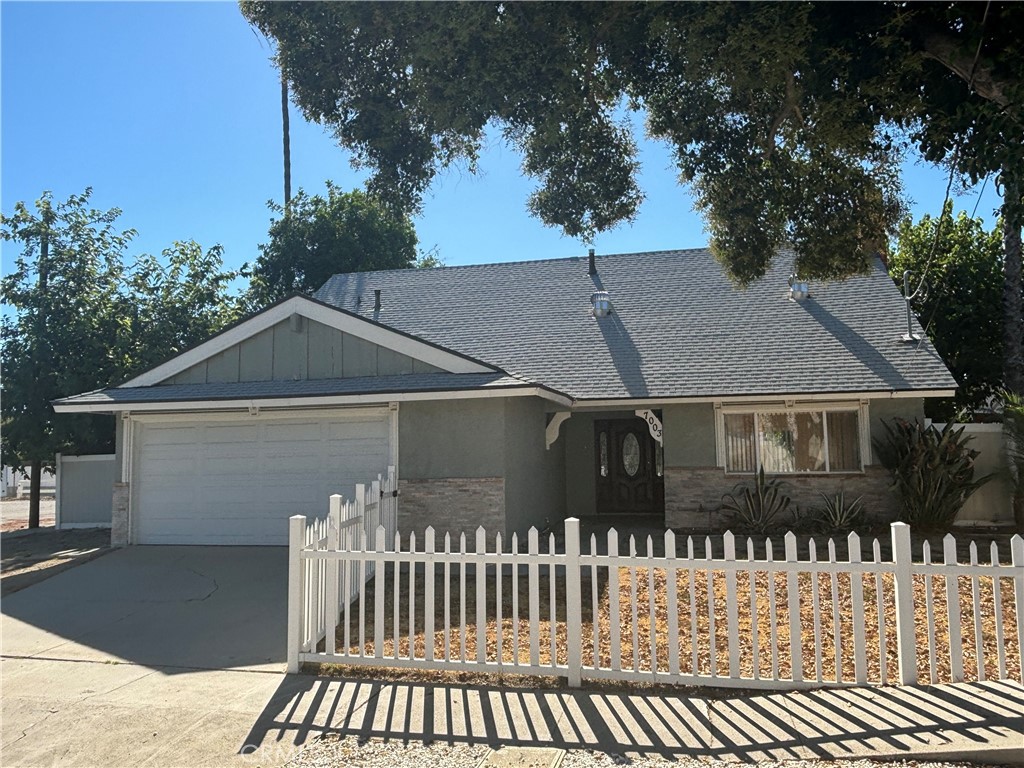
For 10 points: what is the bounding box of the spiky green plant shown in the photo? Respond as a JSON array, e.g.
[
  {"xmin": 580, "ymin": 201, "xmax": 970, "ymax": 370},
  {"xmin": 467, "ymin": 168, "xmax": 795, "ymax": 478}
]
[
  {"xmin": 720, "ymin": 465, "xmax": 793, "ymax": 534},
  {"xmin": 873, "ymin": 418, "xmax": 991, "ymax": 529},
  {"xmin": 811, "ymin": 489, "xmax": 866, "ymax": 533}
]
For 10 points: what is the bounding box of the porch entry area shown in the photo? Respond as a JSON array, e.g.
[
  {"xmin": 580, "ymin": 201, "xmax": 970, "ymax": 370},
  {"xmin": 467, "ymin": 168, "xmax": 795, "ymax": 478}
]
[{"xmin": 594, "ymin": 413, "xmax": 664, "ymax": 516}]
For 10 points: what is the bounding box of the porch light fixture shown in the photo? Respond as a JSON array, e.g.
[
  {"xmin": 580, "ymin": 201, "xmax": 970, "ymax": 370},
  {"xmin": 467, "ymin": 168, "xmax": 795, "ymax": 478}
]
[
  {"xmin": 591, "ymin": 290, "xmax": 612, "ymax": 317},
  {"xmin": 788, "ymin": 274, "xmax": 809, "ymax": 301}
]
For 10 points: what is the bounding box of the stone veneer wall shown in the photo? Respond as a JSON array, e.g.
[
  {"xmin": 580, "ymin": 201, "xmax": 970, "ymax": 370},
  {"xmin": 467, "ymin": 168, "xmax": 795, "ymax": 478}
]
[
  {"xmin": 111, "ymin": 482, "xmax": 130, "ymax": 547},
  {"xmin": 664, "ymin": 466, "xmax": 896, "ymax": 530},
  {"xmin": 398, "ymin": 477, "xmax": 505, "ymax": 542}
]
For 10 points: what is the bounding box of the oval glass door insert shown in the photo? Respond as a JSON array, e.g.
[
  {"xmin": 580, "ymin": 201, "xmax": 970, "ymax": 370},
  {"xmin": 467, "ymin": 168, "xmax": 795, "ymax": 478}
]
[{"xmin": 622, "ymin": 432, "xmax": 641, "ymax": 477}]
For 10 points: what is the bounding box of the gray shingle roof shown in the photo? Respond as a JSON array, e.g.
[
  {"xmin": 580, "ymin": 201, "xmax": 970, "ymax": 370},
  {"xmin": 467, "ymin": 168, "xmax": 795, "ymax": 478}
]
[
  {"xmin": 314, "ymin": 248, "xmax": 956, "ymax": 400},
  {"xmin": 55, "ymin": 373, "xmax": 532, "ymax": 406}
]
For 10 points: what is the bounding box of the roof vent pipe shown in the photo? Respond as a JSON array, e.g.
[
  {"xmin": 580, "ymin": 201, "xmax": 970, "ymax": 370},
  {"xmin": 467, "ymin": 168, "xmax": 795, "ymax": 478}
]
[
  {"xmin": 788, "ymin": 273, "xmax": 809, "ymax": 301},
  {"xmin": 374, "ymin": 289, "xmax": 381, "ymax": 311},
  {"xmin": 588, "ymin": 248, "xmax": 596, "ymax": 275},
  {"xmin": 591, "ymin": 290, "xmax": 612, "ymax": 317}
]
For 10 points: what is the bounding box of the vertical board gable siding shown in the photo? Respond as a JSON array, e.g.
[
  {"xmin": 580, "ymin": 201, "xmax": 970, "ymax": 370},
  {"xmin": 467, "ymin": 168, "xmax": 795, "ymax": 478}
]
[
  {"xmin": 206, "ymin": 345, "xmax": 241, "ymax": 383},
  {"xmin": 162, "ymin": 317, "xmax": 443, "ymax": 385}
]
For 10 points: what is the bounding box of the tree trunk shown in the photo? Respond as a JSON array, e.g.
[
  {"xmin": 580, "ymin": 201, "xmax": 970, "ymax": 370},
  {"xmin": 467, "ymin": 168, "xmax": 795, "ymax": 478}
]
[
  {"xmin": 282, "ymin": 73, "xmax": 291, "ymax": 208},
  {"xmin": 28, "ymin": 458, "xmax": 41, "ymax": 529},
  {"xmin": 1003, "ymin": 171, "xmax": 1023, "ymax": 395},
  {"xmin": 1003, "ymin": 167, "xmax": 1024, "ymax": 528}
]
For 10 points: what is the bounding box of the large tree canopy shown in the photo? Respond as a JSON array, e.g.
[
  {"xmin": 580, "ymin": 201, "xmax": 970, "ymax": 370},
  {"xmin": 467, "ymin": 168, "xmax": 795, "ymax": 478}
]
[
  {"xmin": 1, "ymin": 190, "xmax": 243, "ymax": 523},
  {"xmin": 246, "ymin": 184, "xmax": 419, "ymax": 306},
  {"xmin": 240, "ymin": 2, "xmax": 1022, "ymax": 270}
]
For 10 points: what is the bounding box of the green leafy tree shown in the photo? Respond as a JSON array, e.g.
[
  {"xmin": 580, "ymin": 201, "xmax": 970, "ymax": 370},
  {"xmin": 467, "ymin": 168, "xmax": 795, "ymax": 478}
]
[
  {"xmin": 1, "ymin": 191, "xmax": 132, "ymax": 525},
  {"xmin": 240, "ymin": 1, "xmax": 1023, "ymax": 389},
  {"xmin": 2, "ymin": 191, "xmax": 243, "ymax": 525},
  {"xmin": 118, "ymin": 241, "xmax": 244, "ymax": 374},
  {"xmin": 890, "ymin": 204, "xmax": 1006, "ymax": 419},
  {"xmin": 247, "ymin": 184, "xmax": 418, "ymax": 306}
]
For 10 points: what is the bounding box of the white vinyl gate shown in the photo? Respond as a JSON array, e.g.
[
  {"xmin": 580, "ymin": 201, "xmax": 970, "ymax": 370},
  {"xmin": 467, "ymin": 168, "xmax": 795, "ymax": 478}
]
[{"xmin": 289, "ymin": 516, "xmax": 1024, "ymax": 689}]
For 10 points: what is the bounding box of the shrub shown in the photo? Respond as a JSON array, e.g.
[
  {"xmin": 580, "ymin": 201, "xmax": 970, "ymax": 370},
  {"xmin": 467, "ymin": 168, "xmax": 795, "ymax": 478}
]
[
  {"xmin": 720, "ymin": 465, "xmax": 793, "ymax": 534},
  {"xmin": 873, "ymin": 418, "xmax": 990, "ymax": 529},
  {"xmin": 810, "ymin": 489, "xmax": 865, "ymax": 533}
]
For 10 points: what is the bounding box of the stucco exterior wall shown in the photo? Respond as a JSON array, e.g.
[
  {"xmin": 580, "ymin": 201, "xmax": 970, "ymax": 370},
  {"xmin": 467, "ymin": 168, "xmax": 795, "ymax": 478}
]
[
  {"xmin": 868, "ymin": 398, "xmax": 925, "ymax": 463},
  {"xmin": 398, "ymin": 396, "xmax": 564, "ymax": 537},
  {"xmin": 503, "ymin": 398, "xmax": 565, "ymax": 535},
  {"xmin": 400, "ymin": 399, "xmax": 506, "ymax": 479},
  {"xmin": 662, "ymin": 403, "xmax": 717, "ymax": 467}
]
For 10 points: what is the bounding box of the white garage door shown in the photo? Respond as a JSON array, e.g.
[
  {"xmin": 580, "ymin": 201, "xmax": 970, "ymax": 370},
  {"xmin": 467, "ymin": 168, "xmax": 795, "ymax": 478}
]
[{"xmin": 132, "ymin": 410, "xmax": 390, "ymax": 545}]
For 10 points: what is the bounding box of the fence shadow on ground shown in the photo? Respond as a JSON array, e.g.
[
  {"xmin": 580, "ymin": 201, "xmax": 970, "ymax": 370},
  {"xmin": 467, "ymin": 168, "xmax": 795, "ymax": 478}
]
[{"xmin": 241, "ymin": 673, "xmax": 1024, "ymax": 763}]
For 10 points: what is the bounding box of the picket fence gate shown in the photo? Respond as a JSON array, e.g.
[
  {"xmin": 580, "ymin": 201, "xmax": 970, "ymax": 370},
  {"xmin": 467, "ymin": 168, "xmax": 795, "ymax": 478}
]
[
  {"xmin": 288, "ymin": 514, "xmax": 1024, "ymax": 691},
  {"xmin": 288, "ymin": 468, "xmax": 398, "ymax": 667}
]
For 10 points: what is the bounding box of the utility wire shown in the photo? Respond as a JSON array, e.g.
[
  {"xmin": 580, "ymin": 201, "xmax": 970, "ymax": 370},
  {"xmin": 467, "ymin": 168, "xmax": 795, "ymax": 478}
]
[
  {"xmin": 971, "ymin": 174, "xmax": 991, "ymax": 219},
  {"xmin": 911, "ymin": 2, "xmax": 991, "ymax": 352}
]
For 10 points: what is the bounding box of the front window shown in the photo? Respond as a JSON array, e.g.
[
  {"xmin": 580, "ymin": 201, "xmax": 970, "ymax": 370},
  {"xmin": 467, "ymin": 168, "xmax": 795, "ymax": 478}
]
[{"xmin": 723, "ymin": 408, "xmax": 861, "ymax": 474}]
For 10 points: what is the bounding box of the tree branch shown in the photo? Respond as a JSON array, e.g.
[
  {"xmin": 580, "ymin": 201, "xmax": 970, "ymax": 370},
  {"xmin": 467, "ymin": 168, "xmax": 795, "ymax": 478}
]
[
  {"xmin": 919, "ymin": 29, "xmax": 1013, "ymax": 112},
  {"xmin": 764, "ymin": 72, "xmax": 803, "ymax": 160}
]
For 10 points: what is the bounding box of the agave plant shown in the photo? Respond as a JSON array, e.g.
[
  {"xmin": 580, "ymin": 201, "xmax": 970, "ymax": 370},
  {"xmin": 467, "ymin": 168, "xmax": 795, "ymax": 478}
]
[
  {"xmin": 873, "ymin": 417, "xmax": 991, "ymax": 529},
  {"xmin": 811, "ymin": 489, "xmax": 865, "ymax": 533},
  {"xmin": 720, "ymin": 465, "xmax": 793, "ymax": 534}
]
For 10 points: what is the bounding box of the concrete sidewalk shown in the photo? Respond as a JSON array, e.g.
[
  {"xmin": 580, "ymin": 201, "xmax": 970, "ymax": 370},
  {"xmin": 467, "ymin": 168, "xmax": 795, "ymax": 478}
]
[{"xmin": 245, "ymin": 675, "xmax": 1024, "ymax": 766}]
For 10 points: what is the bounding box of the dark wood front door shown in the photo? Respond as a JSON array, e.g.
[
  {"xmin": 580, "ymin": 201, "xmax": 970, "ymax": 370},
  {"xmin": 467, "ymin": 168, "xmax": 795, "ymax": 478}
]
[{"xmin": 595, "ymin": 419, "xmax": 665, "ymax": 515}]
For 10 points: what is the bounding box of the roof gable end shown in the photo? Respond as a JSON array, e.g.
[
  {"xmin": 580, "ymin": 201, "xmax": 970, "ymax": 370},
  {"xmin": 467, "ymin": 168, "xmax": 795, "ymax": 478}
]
[{"xmin": 120, "ymin": 294, "xmax": 496, "ymax": 388}]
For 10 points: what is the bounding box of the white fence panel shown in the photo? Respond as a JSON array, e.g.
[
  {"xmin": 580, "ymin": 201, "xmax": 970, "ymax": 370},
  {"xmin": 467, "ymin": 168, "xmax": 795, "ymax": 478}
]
[{"xmin": 289, "ymin": 515, "xmax": 1024, "ymax": 690}]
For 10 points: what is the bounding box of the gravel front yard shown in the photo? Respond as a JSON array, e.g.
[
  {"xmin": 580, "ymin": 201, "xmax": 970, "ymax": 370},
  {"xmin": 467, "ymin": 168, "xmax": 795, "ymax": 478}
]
[{"xmin": 323, "ymin": 561, "xmax": 1019, "ymax": 686}]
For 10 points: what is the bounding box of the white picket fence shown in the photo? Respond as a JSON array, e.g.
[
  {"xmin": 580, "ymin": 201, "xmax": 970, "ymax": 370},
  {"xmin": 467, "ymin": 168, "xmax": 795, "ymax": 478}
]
[
  {"xmin": 288, "ymin": 468, "xmax": 398, "ymax": 668},
  {"xmin": 288, "ymin": 516, "xmax": 1024, "ymax": 690}
]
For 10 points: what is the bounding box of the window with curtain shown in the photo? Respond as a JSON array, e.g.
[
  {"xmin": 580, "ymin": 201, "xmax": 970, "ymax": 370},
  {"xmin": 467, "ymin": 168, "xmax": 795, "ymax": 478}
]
[{"xmin": 723, "ymin": 408, "xmax": 861, "ymax": 473}]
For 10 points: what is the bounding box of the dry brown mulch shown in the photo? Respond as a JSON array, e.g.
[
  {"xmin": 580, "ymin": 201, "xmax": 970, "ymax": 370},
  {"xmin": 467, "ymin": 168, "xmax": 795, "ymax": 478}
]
[{"xmin": 323, "ymin": 560, "xmax": 1020, "ymax": 687}]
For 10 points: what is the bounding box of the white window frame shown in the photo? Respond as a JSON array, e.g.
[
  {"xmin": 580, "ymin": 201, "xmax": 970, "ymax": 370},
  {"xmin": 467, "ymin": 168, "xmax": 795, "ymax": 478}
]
[{"xmin": 714, "ymin": 400, "xmax": 869, "ymax": 475}]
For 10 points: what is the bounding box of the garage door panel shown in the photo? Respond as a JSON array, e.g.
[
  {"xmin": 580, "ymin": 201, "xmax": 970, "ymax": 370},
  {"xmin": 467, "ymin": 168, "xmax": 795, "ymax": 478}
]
[
  {"xmin": 143, "ymin": 426, "xmax": 202, "ymax": 445},
  {"xmin": 325, "ymin": 421, "xmax": 388, "ymax": 440},
  {"xmin": 204, "ymin": 424, "xmax": 261, "ymax": 442},
  {"xmin": 133, "ymin": 410, "xmax": 390, "ymax": 545}
]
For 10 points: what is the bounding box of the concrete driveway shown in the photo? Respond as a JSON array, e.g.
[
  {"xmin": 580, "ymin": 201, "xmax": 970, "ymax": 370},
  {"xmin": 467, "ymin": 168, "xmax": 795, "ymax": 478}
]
[{"xmin": 1, "ymin": 546, "xmax": 291, "ymax": 767}]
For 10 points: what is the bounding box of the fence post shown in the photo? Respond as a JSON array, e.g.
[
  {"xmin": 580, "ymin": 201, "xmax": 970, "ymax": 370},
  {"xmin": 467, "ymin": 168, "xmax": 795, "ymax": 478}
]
[
  {"xmin": 356, "ymin": 481, "xmax": 368, "ymax": 548},
  {"xmin": 375, "ymin": 524, "xmax": 386, "ymax": 659},
  {"xmin": 891, "ymin": 522, "xmax": 917, "ymax": 685},
  {"xmin": 326, "ymin": 496, "xmax": 341, "ymax": 656},
  {"xmin": 371, "ymin": 479, "xmax": 382, "ymax": 546},
  {"xmin": 564, "ymin": 517, "xmax": 583, "ymax": 687},
  {"xmin": 287, "ymin": 515, "xmax": 306, "ymax": 674},
  {"xmin": 783, "ymin": 532, "xmax": 801, "ymax": 682},
  {"xmin": 943, "ymin": 534, "xmax": 964, "ymax": 683}
]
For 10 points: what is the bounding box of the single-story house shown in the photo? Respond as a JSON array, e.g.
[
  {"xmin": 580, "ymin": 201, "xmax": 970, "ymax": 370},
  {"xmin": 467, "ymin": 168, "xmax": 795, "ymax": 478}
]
[{"xmin": 54, "ymin": 248, "xmax": 956, "ymax": 546}]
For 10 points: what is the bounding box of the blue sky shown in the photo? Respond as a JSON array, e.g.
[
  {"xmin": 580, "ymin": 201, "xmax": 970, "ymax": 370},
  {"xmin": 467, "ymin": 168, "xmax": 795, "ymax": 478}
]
[{"xmin": 1, "ymin": 1, "xmax": 1004, "ymax": 282}]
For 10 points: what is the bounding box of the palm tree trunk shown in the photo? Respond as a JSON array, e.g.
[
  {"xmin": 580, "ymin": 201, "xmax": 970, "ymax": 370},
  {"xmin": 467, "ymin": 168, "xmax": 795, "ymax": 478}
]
[
  {"xmin": 282, "ymin": 73, "xmax": 291, "ymax": 208},
  {"xmin": 1002, "ymin": 167, "xmax": 1024, "ymax": 527},
  {"xmin": 1004, "ymin": 171, "xmax": 1023, "ymax": 394}
]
